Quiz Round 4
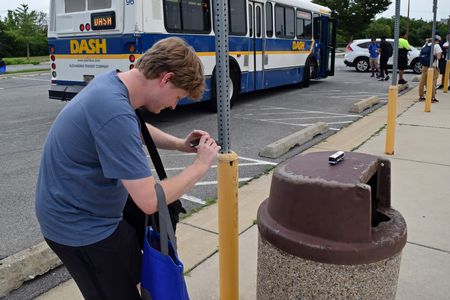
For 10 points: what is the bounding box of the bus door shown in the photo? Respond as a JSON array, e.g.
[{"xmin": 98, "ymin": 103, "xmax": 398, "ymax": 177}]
[
  {"xmin": 247, "ymin": 1, "xmax": 265, "ymax": 91},
  {"xmin": 316, "ymin": 15, "xmax": 336, "ymax": 77}
]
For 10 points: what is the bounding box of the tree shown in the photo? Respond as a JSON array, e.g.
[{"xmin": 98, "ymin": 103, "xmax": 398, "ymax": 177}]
[
  {"xmin": 5, "ymin": 4, "xmax": 44, "ymax": 59},
  {"xmin": 312, "ymin": 0, "xmax": 391, "ymax": 41}
]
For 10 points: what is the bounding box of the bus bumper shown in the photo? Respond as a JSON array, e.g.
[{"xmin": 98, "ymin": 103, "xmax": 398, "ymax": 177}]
[{"xmin": 49, "ymin": 84, "xmax": 84, "ymax": 101}]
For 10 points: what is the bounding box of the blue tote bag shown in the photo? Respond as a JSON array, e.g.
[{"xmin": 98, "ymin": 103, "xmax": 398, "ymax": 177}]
[{"xmin": 141, "ymin": 183, "xmax": 190, "ymax": 300}]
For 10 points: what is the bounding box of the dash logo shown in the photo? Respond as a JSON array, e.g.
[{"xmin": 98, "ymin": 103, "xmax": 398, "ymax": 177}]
[{"xmin": 70, "ymin": 39, "xmax": 107, "ymax": 54}]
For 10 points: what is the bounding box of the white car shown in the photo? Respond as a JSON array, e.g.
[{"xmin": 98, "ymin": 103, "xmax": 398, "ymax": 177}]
[{"xmin": 344, "ymin": 38, "xmax": 422, "ymax": 74}]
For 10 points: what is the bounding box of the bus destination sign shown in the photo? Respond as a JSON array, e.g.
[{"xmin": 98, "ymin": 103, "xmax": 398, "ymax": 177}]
[{"xmin": 91, "ymin": 11, "xmax": 116, "ymax": 30}]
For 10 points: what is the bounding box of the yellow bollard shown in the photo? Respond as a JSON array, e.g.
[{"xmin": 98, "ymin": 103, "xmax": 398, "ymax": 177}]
[
  {"xmin": 217, "ymin": 151, "xmax": 239, "ymax": 300},
  {"xmin": 425, "ymin": 67, "xmax": 434, "ymax": 112},
  {"xmin": 385, "ymin": 85, "xmax": 398, "ymax": 155},
  {"xmin": 443, "ymin": 61, "xmax": 450, "ymax": 93}
]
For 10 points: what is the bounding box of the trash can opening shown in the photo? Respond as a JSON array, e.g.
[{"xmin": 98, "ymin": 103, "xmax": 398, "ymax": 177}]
[{"xmin": 367, "ymin": 172, "xmax": 392, "ymax": 227}]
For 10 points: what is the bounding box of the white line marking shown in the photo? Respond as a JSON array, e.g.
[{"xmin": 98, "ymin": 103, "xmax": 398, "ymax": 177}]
[
  {"xmin": 195, "ymin": 177, "xmax": 253, "ymax": 186},
  {"xmin": 260, "ymin": 115, "xmax": 361, "ymax": 121},
  {"xmin": 238, "ymin": 156, "xmax": 278, "ymax": 165},
  {"xmin": 11, "ymin": 77, "xmax": 48, "ymax": 82},
  {"xmin": 330, "ymin": 128, "xmax": 341, "ymax": 131},
  {"xmin": 151, "ymin": 162, "xmax": 275, "ymax": 172},
  {"xmin": 0, "ymin": 87, "xmax": 4, "ymax": 90},
  {"xmin": 180, "ymin": 194, "xmax": 205, "ymax": 205}
]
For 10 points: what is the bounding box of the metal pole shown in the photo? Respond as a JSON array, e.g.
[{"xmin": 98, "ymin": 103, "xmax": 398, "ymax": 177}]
[
  {"xmin": 215, "ymin": 0, "xmax": 230, "ymax": 152},
  {"xmin": 214, "ymin": 0, "xmax": 239, "ymax": 299},
  {"xmin": 425, "ymin": 0, "xmax": 438, "ymax": 112},
  {"xmin": 385, "ymin": 0, "xmax": 400, "ymax": 155},
  {"xmin": 391, "ymin": 0, "xmax": 400, "ymax": 85}
]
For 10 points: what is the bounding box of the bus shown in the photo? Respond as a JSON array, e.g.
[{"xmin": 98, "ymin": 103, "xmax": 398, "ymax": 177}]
[{"xmin": 47, "ymin": 0, "xmax": 336, "ymax": 111}]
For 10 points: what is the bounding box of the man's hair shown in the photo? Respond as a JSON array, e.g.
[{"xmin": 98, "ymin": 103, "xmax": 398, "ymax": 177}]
[
  {"xmin": 135, "ymin": 37, "xmax": 205, "ymax": 100},
  {"xmin": 400, "ymin": 30, "xmax": 407, "ymax": 37}
]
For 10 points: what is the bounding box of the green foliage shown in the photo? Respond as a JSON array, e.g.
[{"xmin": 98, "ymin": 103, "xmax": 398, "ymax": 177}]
[
  {"xmin": 363, "ymin": 17, "xmax": 449, "ymax": 47},
  {"xmin": 312, "ymin": 0, "xmax": 391, "ymax": 39},
  {"xmin": 3, "ymin": 56, "xmax": 48, "ymax": 65},
  {"xmin": 0, "ymin": 4, "xmax": 48, "ymax": 59}
]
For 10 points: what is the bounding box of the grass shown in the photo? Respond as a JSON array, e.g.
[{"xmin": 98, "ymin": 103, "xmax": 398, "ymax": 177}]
[
  {"xmin": 4, "ymin": 68, "xmax": 49, "ymax": 74},
  {"xmin": 3, "ymin": 56, "xmax": 49, "ymax": 65}
]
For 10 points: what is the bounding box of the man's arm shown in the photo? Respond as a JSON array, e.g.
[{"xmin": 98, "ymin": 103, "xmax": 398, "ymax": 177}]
[
  {"xmin": 122, "ymin": 135, "xmax": 220, "ymax": 214},
  {"xmin": 146, "ymin": 123, "xmax": 209, "ymax": 152}
]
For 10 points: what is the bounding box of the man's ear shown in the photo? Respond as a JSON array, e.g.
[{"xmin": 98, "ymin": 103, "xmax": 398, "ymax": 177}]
[{"xmin": 160, "ymin": 72, "xmax": 175, "ymax": 86}]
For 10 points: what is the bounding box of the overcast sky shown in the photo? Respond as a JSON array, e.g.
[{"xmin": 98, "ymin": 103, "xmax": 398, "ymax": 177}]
[{"xmin": 0, "ymin": 0, "xmax": 449, "ymax": 21}]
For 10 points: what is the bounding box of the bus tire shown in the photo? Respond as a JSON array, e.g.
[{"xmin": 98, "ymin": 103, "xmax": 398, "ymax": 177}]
[
  {"xmin": 208, "ymin": 69, "xmax": 239, "ymax": 113},
  {"xmin": 302, "ymin": 59, "xmax": 311, "ymax": 88}
]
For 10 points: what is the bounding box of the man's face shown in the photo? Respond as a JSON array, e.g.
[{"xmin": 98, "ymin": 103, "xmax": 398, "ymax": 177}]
[{"xmin": 143, "ymin": 72, "xmax": 188, "ymax": 113}]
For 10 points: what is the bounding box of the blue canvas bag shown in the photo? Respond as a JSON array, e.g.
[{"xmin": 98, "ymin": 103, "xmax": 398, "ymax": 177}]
[{"xmin": 141, "ymin": 183, "xmax": 189, "ymax": 300}]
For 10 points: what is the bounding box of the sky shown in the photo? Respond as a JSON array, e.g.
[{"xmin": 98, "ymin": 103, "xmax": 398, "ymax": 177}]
[{"xmin": 0, "ymin": 0, "xmax": 449, "ymax": 21}]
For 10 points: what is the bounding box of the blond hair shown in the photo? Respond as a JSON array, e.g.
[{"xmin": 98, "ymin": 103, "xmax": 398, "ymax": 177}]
[{"xmin": 135, "ymin": 37, "xmax": 205, "ymax": 100}]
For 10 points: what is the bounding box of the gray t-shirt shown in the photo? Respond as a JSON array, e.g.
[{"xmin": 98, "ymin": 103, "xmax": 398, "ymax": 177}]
[{"xmin": 36, "ymin": 70, "xmax": 151, "ymax": 246}]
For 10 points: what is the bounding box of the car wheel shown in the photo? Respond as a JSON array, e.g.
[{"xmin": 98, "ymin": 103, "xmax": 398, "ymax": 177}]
[
  {"xmin": 354, "ymin": 57, "xmax": 369, "ymax": 72},
  {"xmin": 411, "ymin": 59, "xmax": 422, "ymax": 74}
]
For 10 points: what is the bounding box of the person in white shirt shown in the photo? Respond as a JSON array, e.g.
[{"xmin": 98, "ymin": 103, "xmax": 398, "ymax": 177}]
[{"xmin": 418, "ymin": 36, "xmax": 443, "ymax": 103}]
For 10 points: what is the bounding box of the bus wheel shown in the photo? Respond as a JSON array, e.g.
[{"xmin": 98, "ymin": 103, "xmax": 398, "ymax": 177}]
[
  {"xmin": 302, "ymin": 59, "xmax": 311, "ymax": 88},
  {"xmin": 208, "ymin": 71, "xmax": 238, "ymax": 113}
]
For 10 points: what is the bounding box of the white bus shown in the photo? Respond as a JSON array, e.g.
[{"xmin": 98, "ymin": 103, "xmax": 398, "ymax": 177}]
[{"xmin": 48, "ymin": 0, "xmax": 336, "ymax": 110}]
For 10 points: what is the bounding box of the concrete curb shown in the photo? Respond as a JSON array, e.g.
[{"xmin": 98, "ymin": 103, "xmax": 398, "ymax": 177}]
[
  {"xmin": 259, "ymin": 122, "xmax": 329, "ymax": 159},
  {"xmin": 349, "ymin": 96, "xmax": 380, "ymax": 113},
  {"xmin": 0, "ymin": 242, "xmax": 62, "ymax": 298}
]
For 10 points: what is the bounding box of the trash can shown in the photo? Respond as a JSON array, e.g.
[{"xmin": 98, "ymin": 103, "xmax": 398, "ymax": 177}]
[{"xmin": 257, "ymin": 151, "xmax": 407, "ymax": 300}]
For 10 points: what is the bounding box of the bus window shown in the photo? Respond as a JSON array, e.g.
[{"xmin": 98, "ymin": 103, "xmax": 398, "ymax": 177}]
[
  {"xmin": 275, "ymin": 5, "xmax": 284, "ymax": 37},
  {"xmin": 164, "ymin": 0, "xmax": 182, "ymax": 32},
  {"xmin": 285, "ymin": 7, "xmax": 294, "ymax": 38},
  {"xmin": 248, "ymin": 4, "xmax": 253, "ymax": 37},
  {"xmin": 296, "ymin": 10, "xmax": 312, "ymax": 39},
  {"xmin": 181, "ymin": 0, "xmax": 211, "ymax": 33},
  {"xmin": 165, "ymin": 0, "xmax": 210, "ymax": 33},
  {"xmin": 229, "ymin": 0, "xmax": 247, "ymax": 35},
  {"xmin": 65, "ymin": 0, "xmax": 85, "ymax": 13},
  {"xmin": 88, "ymin": 0, "xmax": 111, "ymax": 11},
  {"xmin": 256, "ymin": 6, "xmax": 261, "ymax": 38},
  {"xmin": 313, "ymin": 13, "xmax": 320, "ymax": 40},
  {"xmin": 275, "ymin": 5, "xmax": 294, "ymax": 38},
  {"xmin": 266, "ymin": 3, "xmax": 273, "ymax": 37}
]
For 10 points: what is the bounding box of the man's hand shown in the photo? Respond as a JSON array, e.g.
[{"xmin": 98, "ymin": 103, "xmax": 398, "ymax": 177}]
[
  {"xmin": 193, "ymin": 135, "xmax": 221, "ymax": 171},
  {"xmin": 179, "ymin": 130, "xmax": 211, "ymax": 153}
]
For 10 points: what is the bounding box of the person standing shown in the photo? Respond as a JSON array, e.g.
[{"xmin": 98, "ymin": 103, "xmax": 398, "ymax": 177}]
[
  {"xmin": 418, "ymin": 36, "xmax": 442, "ymax": 103},
  {"xmin": 35, "ymin": 37, "xmax": 220, "ymax": 299},
  {"xmin": 368, "ymin": 37, "xmax": 380, "ymax": 77},
  {"xmin": 378, "ymin": 36, "xmax": 390, "ymax": 81},
  {"xmin": 436, "ymin": 35, "xmax": 447, "ymax": 89},
  {"xmin": 398, "ymin": 30, "xmax": 411, "ymax": 85}
]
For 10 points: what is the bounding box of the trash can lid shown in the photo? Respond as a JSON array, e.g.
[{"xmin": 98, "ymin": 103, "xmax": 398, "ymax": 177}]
[{"xmin": 257, "ymin": 151, "xmax": 407, "ymax": 265}]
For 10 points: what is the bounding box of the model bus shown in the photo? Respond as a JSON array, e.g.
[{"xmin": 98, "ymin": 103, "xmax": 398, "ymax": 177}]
[{"xmin": 48, "ymin": 0, "xmax": 336, "ymax": 110}]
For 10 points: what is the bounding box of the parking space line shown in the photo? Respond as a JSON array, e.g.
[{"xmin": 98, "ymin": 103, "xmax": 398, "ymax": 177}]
[
  {"xmin": 11, "ymin": 77, "xmax": 48, "ymax": 82},
  {"xmin": 195, "ymin": 177, "xmax": 253, "ymax": 186},
  {"xmin": 238, "ymin": 156, "xmax": 278, "ymax": 166},
  {"xmin": 260, "ymin": 115, "xmax": 361, "ymax": 121},
  {"xmin": 181, "ymin": 194, "xmax": 205, "ymax": 205}
]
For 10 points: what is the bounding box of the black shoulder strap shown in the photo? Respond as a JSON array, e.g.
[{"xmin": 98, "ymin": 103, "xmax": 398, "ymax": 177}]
[
  {"xmin": 134, "ymin": 108, "xmax": 186, "ymax": 231},
  {"xmin": 135, "ymin": 109, "xmax": 167, "ymax": 180}
]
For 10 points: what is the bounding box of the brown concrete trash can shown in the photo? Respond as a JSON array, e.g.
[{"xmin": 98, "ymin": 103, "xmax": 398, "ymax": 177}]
[{"xmin": 257, "ymin": 151, "xmax": 407, "ymax": 300}]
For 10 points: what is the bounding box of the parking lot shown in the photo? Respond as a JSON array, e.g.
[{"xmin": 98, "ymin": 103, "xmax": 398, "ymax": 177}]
[{"xmin": 0, "ymin": 58, "xmax": 419, "ymax": 298}]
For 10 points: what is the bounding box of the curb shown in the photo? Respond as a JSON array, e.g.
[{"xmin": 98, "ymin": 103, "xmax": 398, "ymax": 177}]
[
  {"xmin": 0, "ymin": 242, "xmax": 62, "ymax": 298},
  {"xmin": 349, "ymin": 96, "xmax": 380, "ymax": 113},
  {"xmin": 259, "ymin": 122, "xmax": 329, "ymax": 159}
]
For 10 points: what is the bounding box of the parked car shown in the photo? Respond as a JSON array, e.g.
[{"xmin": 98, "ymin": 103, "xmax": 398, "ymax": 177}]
[{"xmin": 344, "ymin": 38, "xmax": 422, "ymax": 74}]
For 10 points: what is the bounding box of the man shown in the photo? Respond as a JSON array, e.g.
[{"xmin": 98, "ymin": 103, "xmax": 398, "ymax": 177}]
[
  {"xmin": 368, "ymin": 37, "xmax": 380, "ymax": 78},
  {"xmin": 378, "ymin": 36, "xmax": 390, "ymax": 81},
  {"xmin": 436, "ymin": 34, "xmax": 447, "ymax": 89},
  {"xmin": 35, "ymin": 37, "xmax": 220, "ymax": 299},
  {"xmin": 398, "ymin": 30, "xmax": 411, "ymax": 85},
  {"xmin": 418, "ymin": 36, "xmax": 442, "ymax": 103}
]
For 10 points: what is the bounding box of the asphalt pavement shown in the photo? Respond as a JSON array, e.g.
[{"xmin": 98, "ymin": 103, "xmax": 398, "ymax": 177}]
[{"xmin": 0, "ymin": 59, "xmax": 423, "ymax": 298}]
